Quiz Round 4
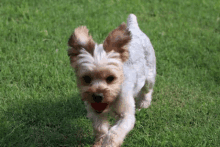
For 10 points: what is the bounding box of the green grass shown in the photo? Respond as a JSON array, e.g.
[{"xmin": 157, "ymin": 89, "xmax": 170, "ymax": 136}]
[{"xmin": 0, "ymin": 0, "xmax": 219, "ymax": 146}]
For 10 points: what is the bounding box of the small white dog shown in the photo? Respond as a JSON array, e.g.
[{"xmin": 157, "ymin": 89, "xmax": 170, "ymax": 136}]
[{"xmin": 68, "ymin": 14, "xmax": 156, "ymax": 147}]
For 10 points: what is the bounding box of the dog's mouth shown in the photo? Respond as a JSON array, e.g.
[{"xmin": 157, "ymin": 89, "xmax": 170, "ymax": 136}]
[{"xmin": 90, "ymin": 103, "xmax": 109, "ymax": 113}]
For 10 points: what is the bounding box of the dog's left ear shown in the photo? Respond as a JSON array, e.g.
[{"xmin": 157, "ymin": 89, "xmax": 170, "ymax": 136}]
[
  {"xmin": 68, "ymin": 26, "xmax": 95, "ymax": 68},
  {"xmin": 103, "ymin": 23, "xmax": 131, "ymax": 62}
]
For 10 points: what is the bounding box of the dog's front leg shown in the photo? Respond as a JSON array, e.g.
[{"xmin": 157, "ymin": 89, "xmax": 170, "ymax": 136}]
[
  {"xmin": 92, "ymin": 114, "xmax": 109, "ymax": 147},
  {"xmin": 102, "ymin": 95, "xmax": 135, "ymax": 147},
  {"xmin": 85, "ymin": 104, "xmax": 109, "ymax": 147}
]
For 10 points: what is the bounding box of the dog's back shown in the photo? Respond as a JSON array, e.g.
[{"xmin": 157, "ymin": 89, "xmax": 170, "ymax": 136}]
[{"xmin": 123, "ymin": 14, "xmax": 156, "ymax": 97}]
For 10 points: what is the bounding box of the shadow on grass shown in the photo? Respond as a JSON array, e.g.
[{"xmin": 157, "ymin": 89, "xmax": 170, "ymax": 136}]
[{"xmin": 1, "ymin": 93, "xmax": 94, "ymax": 147}]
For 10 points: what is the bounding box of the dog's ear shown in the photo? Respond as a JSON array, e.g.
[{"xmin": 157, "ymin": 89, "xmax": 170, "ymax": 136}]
[
  {"xmin": 68, "ymin": 26, "xmax": 95, "ymax": 68},
  {"xmin": 103, "ymin": 23, "xmax": 131, "ymax": 62}
]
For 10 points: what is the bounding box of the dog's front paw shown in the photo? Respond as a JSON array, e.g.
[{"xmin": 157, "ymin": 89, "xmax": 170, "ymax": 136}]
[
  {"xmin": 93, "ymin": 138, "xmax": 103, "ymax": 147},
  {"xmin": 93, "ymin": 140, "xmax": 102, "ymax": 147},
  {"xmin": 101, "ymin": 131, "xmax": 122, "ymax": 147},
  {"xmin": 93, "ymin": 135, "xmax": 106, "ymax": 147}
]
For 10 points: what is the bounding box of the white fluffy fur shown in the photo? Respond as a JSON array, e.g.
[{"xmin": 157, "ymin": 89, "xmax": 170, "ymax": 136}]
[{"xmin": 77, "ymin": 44, "xmax": 122, "ymax": 76}]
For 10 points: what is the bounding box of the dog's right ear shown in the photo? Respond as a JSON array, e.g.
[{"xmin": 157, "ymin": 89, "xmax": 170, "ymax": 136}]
[{"xmin": 68, "ymin": 26, "xmax": 95, "ymax": 68}]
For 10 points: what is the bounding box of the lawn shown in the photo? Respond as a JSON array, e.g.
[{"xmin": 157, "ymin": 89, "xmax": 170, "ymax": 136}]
[{"xmin": 0, "ymin": 0, "xmax": 219, "ymax": 146}]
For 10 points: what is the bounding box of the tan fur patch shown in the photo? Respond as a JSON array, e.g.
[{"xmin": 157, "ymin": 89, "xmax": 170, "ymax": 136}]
[
  {"xmin": 103, "ymin": 23, "xmax": 131, "ymax": 62},
  {"xmin": 79, "ymin": 66, "xmax": 123, "ymax": 110},
  {"xmin": 68, "ymin": 26, "xmax": 95, "ymax": 68}
]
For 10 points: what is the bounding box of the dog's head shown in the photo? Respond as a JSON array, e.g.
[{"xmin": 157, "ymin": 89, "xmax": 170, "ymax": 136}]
[{"xmin": 68, "ymin": 23, "xmax": 131, "ymax": 113}]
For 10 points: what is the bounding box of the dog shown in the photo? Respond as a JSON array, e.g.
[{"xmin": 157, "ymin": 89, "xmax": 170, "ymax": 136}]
[{"xmin": 67, "ymin": 14, "xmax": 156, "ymax": 147}]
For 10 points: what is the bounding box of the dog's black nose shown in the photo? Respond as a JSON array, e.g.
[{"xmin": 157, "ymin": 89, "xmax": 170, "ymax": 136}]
[{"xmin": 92, "ymin": 93, "xmax": 103, "ymax": 103}]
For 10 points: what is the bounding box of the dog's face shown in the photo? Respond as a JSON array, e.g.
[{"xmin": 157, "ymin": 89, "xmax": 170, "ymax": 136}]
[{"xmin": 68, "ymin": 23, "xmax": 131, "ymax": 113}]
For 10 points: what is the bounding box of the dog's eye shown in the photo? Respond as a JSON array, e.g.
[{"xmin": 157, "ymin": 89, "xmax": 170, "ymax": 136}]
[
  {"xmin": 106, "ymin": 76, "xmax": 115, "ymax": 84},
  {"xmin": 82, "ymin": 76, "xmax": 92, "ymax": 84}
]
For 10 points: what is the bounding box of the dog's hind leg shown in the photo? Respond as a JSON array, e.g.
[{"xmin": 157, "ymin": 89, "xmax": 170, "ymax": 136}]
[{"xmin": 136, "ymin": 76, "xmax": 155, "ymax": 109}]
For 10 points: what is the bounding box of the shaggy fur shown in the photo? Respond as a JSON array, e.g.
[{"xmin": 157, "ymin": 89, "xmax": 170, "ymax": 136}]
[{"xmin": 67, "ymin": 14, "xmax": 156, "ymax": 147}]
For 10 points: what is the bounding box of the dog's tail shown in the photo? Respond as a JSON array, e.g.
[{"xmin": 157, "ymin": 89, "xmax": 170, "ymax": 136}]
[{"xmin": 127, "ymin": 14, "xmax": 139, "ymax": 29}]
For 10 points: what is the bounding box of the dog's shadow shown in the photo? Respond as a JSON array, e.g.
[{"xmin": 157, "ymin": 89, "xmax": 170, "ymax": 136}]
[{"xmin": 2, "ymin": 93, "xmax": 94, "ymax": 146}]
